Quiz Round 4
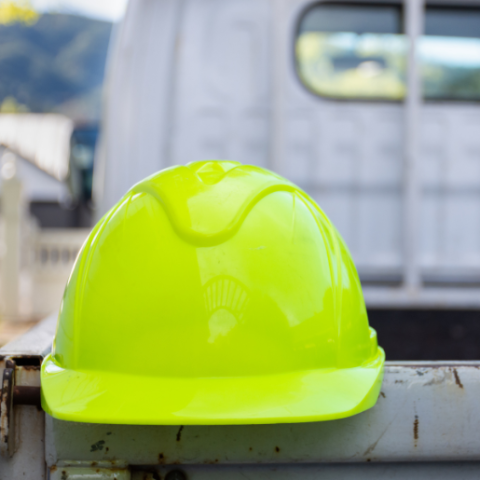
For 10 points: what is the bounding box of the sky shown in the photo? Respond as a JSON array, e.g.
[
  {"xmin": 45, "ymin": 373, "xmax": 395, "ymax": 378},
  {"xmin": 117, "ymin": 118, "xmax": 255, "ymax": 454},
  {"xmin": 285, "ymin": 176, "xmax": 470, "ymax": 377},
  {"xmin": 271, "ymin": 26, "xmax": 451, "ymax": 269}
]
[{"xmin": 30, "ymin": 0, "xmax": 128, "ymax": 22}]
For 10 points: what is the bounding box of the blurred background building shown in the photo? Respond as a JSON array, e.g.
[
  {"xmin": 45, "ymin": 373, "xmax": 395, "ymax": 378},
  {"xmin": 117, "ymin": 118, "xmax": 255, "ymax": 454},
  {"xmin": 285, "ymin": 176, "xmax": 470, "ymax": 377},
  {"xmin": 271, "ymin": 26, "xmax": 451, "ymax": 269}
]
[
  {"xmin": 0, "ymin": 0, "xmax": 126, "ymax": 341},
  {"xmin": 1, "ymin": 0, "xmax": 480, "ymax": 360}
]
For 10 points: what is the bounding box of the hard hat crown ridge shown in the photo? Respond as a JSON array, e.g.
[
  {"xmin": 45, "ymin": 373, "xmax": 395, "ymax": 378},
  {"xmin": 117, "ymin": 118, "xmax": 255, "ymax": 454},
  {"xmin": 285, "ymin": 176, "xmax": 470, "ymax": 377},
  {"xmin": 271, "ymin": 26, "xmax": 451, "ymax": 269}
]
[
  {"xmin": 130, "ymin": 160, "xmax": 300, "ymax": 245},
  {"xmin": 41, "ymin": 161, "xmax": 385, "ymax": 426}
]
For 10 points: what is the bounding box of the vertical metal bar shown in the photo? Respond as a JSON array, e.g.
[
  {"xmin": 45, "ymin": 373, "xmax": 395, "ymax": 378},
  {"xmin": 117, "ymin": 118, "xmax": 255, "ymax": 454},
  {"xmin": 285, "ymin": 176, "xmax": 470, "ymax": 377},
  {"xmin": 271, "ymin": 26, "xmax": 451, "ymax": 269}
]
[
  {"xmin": 403, "ymin": 0, "xmax": 424, "ymax": 291},
  {"xmin": 1, "ymin": 151, "xmax": 22, "ymax": 320}
]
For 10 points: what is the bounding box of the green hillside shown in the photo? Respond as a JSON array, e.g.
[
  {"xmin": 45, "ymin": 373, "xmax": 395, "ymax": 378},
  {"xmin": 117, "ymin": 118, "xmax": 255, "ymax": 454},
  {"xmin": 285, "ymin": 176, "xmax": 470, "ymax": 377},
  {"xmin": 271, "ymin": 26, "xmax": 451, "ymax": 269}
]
[{"xmin": 0, "ymin": 13, "xmax": 112, "ymax": 117}]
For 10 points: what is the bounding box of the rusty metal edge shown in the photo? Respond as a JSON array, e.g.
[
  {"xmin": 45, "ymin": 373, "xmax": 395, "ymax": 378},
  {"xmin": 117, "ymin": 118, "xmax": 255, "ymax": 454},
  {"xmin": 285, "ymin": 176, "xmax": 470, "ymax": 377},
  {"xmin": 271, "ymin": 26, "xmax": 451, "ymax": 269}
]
[{"xmin": 0, "ymin": 366, "xmax": 14, "ymax": 457}]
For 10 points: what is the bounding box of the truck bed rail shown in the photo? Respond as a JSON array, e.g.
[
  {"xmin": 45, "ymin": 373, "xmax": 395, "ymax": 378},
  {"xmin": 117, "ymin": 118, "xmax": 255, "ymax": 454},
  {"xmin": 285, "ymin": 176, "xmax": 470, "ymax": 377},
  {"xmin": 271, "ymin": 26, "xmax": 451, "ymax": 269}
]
[{"xmin": 0, "ymin": 316, "xmax": 479, "ymax": 479}]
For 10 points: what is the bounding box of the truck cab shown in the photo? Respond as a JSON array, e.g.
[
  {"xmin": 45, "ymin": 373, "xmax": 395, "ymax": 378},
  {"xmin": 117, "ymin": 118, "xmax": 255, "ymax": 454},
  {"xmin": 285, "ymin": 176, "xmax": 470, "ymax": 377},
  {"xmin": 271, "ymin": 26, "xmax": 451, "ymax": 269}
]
[{"xmin": 97, "ymin": 0, "xmax": 480, "ymax": 308}]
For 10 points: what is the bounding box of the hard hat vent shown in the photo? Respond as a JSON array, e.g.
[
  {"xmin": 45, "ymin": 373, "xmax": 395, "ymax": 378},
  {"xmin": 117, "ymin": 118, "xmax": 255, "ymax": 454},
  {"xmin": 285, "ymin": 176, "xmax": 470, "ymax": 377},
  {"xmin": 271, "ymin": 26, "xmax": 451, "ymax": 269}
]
[{"xmin": 194, "ymin": 161, "xmax": 231, "ymax": 184}]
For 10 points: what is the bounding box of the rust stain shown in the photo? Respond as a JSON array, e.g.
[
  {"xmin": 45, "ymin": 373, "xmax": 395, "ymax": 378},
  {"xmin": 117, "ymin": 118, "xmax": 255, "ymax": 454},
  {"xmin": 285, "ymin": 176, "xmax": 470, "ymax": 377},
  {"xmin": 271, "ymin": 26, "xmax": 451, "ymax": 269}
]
[
  {"xmin": 275, "ymin": 446, "xmax": 280, "ymax": 452},
  {"xmin": 176, "ymin": 425, "xmax": 184, "ymax": 442},
  {"xmin": 413, "ymin": 415, "xmax": 419, "ymax": 445},
  {"xmin": 366, "ymin": 458, "xmax": 371, "ymax": 462},
  {"xmin": 158, "ymin": 453, "xmax": 165, "ymax": 464},
  {"xmin": 453, "ymin": 368, "xmax": 464, "ymax": 389}
]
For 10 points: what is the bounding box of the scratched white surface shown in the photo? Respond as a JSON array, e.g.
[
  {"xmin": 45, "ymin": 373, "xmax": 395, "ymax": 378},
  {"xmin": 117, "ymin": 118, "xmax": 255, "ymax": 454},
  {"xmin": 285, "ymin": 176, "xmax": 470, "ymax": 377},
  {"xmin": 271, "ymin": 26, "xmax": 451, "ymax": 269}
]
[{"xmin": 46, "ymin": 363, "xmax": 480, "ymax": 466}]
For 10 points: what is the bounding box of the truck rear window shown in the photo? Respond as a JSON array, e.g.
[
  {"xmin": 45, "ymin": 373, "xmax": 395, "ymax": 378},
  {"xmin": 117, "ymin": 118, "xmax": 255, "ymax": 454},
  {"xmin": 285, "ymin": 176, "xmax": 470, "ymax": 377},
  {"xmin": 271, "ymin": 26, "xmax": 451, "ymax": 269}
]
[{"xmin": 296, "ymin": 3, "xmax": 480, "ymax": 101}]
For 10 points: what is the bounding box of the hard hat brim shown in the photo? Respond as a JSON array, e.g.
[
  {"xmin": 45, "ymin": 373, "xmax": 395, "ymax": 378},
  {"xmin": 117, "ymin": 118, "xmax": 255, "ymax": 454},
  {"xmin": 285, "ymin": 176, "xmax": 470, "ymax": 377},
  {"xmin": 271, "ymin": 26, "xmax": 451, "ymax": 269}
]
[{"xmin": 41, "ymin": 349, "xmax": 384, "ymax": 425}]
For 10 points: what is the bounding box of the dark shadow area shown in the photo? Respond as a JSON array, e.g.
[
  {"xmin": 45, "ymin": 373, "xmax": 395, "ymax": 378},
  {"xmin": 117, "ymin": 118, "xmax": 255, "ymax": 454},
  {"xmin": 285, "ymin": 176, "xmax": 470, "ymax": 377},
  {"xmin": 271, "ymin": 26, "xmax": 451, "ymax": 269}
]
[
  {"xmin": 368, "ymin": 309, "xmax": 480, "ymax": 360},
  {"xmin": 30, "ymin": 201, "xmax": 92, "ymax": 228}
]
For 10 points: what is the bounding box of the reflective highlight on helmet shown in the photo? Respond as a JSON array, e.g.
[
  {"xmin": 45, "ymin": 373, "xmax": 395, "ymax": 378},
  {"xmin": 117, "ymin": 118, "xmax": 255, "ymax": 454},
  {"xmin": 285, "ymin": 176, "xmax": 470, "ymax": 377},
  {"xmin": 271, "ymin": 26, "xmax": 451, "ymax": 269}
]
[{"xmin": 41, "ymin": 161, "xmax": 385, "ymax": 425}]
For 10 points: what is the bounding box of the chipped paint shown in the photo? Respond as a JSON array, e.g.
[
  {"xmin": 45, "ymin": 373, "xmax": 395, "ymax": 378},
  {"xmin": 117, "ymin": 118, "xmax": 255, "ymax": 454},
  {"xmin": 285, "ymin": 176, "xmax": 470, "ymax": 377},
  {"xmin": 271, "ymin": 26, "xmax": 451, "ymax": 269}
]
[{"xmin": 90, "ymin": 440, "xmax": 106, "ymax": 452}]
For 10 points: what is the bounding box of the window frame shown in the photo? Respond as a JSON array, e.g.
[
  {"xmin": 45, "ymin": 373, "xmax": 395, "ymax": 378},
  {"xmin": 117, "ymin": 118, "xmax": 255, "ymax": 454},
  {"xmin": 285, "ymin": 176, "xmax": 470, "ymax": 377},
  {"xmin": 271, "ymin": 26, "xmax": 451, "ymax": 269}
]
[{"xmin": 293, "ymin": 0, "xmax": 480, "ymax": 104}]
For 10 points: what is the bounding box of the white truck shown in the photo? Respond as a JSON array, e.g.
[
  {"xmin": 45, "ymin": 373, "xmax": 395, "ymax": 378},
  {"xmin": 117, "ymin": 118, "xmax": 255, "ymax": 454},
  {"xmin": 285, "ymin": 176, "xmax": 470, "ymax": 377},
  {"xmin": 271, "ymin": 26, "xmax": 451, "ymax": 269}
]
[
  {"xmin": 0, "ymin": 315, "xmax": 479, "ymax": 478},
  {"xmin": 96, "ymin": 0, "xmax": 480, "ymax": 308}
]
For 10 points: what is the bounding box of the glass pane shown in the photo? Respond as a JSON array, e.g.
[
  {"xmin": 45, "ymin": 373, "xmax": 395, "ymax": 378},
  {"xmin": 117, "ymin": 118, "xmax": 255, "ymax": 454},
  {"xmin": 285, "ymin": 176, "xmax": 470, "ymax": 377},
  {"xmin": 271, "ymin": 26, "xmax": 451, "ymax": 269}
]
[
  {"xmin": 295, "ymin": 3, "xmax": 480, "ymax": 102},
  {"xmin": 421, "ymin": 8, "xmax": 480, "ymax": 100},
  {"xmin": 425, "ymin": 7, "xmax": 480, "ymax": 38},
  {"xmin": 296, "ymin": 4, "xmax": 406, "ymax": 100}
]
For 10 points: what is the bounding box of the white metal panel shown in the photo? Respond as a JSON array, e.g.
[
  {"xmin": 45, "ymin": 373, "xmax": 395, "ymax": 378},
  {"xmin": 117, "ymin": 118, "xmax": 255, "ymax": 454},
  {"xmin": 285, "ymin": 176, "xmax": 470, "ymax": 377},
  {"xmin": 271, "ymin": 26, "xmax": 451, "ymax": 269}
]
[
  {"xmin": 1, "ymin": 322, "xmax": 480, "ymax": 476},
  {"xmin": 284, "ymin": 0, "xmax": 405, "ymax": 276},
  {"xmin": 14, "ymin": 156, "xmax": 69, "ymax": 202},
  {"xmin": 0, "ymin": 114, "xmax": 73, "ymax": 181},
  {"xmin": 420, "ymin": 106, "xmax": 480, "ymax": 275},
  {"xmin": 97, "ymin": 0, "xmax": 480, "ymax": 305},
  {"xmin": 96, "ymin": 0, "xmax": 185, "ymax": 215},
  {"xmin": 170, "ymin": 0, "xmax": 271, "ymax": 168},
  {"xmin": 46, "ymin": 364, "xmax": 480, "ymax": 465},
  {"xmin": 284, "ymin": 0, "xmax": 480, "ymax": 283}
]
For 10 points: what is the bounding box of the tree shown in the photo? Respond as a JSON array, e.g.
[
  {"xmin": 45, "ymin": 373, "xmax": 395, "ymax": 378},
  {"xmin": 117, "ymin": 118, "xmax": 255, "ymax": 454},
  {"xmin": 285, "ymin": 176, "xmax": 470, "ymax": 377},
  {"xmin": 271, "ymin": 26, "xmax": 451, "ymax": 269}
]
[{"xmin": 0, "ymin": 0, "xmax": 39, "ymax": 26}]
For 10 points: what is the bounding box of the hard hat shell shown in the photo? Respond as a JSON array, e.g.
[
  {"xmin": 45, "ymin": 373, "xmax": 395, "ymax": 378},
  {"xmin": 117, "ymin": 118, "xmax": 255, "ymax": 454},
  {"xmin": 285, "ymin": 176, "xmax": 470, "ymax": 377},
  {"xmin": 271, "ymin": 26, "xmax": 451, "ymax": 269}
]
[{"xmin": 41, "ymin": 161, "xmax": 384, "ymax": 425}]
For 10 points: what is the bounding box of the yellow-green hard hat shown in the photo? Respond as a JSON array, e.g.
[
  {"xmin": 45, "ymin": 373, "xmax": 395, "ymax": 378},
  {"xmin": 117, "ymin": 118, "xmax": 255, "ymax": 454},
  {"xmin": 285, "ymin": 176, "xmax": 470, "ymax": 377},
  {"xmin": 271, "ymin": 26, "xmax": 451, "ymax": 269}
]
[{"xmin": 41, "ymin": 161, "xmax": 384, "ymax": 425}]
